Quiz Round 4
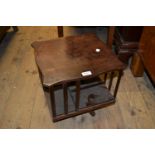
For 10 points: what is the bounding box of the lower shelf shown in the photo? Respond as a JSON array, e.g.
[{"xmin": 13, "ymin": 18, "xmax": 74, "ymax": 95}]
[
  {"xmin": 69, "ymin": 79, "xmax": 114, "ymax": 109},
  {"xmin": 44, "ymin": 77, "xmax": 115, "ymax": 122}
]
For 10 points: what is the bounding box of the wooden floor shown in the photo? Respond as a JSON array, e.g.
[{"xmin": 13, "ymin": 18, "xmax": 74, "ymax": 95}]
[{"xmin": 0, "ymin": 26, "xmax": 155, "ymax": 129}]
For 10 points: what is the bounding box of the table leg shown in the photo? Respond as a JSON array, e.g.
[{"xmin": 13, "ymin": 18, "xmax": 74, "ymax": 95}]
[
  {"xmin": 114, "ymin": 70, "xmax": 123, "ymax": 98},
  {"xmin": 57, "ymin": 26, "xmax": 63, "ymax": 37}
]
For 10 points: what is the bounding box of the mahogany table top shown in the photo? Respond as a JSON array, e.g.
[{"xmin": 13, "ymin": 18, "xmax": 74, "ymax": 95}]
[{"xmin": 32, "ymin": 34, "xmax": 125, "ymax": 87}]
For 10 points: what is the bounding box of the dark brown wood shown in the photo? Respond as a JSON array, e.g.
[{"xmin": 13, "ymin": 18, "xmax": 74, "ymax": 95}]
[
  {"xmin": 32, "ymin": 33, "xmax": 125, "ymax": 122},
  {"xmin": 63, "ymin": 83, "xmax": 68, "ymax": 114},
  {"xmin": 117, "ymin": 27, "xmax": 143, "ymax": 42},
  {"xmin": 57, "ymin": 26, "xmax": 115, "ymax": 49},
  {"xmin": 49, "ymin": 86, "xmax": 56, "ymax": 117},
  {"xmin": 130, "ymin": 52, "xmax": 144, "ymax": 77},
  {"xmin": 108, "ymin": 72, "xmax": 114, "ymax": 90},
  {"xmin": 107, "ymin": 26, "xmax": 115, "ymax": 48},
  {"xmin": 75, "ymin": 81, "xmax": 80, "ymax": 111},
  {"xmin": 114, "ymin": 70, "xmax": 122, "ymax": 97},
  {"xmin": 114, "ymin": 26, "xmax": 143, "ymax": 64},
  {"xmin": 32, "ymin": 34, "xmax": 125, "ymax": 87},
  {"xmin": 53, "ymin": 99, "xmax": 115, "ymax": 122},
  {"xmin": 131, "ymin": 26, "xmax": 155, "ymax": 84},
  {"xmin": 57, "ymin": 26, "xmax": 63, "ymax": 37},
  {"xmin": 139, "ymin": 27, "xmax": 155, "ymax": 83}
]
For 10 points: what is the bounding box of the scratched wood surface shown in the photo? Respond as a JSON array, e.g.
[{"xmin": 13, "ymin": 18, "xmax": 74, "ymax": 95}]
[{"xmin": 0, "ymin": 26, "xmax": 155, "ymax": 128}]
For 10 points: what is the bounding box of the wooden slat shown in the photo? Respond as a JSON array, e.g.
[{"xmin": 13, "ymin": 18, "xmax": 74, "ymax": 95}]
[
  {"xmin": 75, "ymin": 80, "xmax": 80, "ymax": 111},
  {"xmin": 63, "ymin": 83, "xmax": 68, "ymax": 114},
  {"xmin": 114, "ymin": 70, "xmax": 122, "ymax": 97},
  {"xmin": 53, "ymin": 100, "xmax": 115, "ymax": 122},
  {"xmin": 49, "ymin": 86, "xmax": 56, "ymax": 117},
  {"xmin": 108, "ymin": 72, "xmax": 114, "ymax": 90}
]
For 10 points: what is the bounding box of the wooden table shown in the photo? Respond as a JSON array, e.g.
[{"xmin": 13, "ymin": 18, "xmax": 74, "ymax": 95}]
[{"xmin": 32, "ymin": 33, "xmax": 125, "ymax": 122}]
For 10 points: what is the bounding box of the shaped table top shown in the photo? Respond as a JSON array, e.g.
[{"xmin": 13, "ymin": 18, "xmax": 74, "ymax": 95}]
[{"xmin": 32, "ymin": 34, "xmax": 125, "ymax": 87}]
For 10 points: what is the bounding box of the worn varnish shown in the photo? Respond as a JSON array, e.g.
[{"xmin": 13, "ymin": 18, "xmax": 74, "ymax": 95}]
[{"xmin": 0, "ymin": 26, "xmax": 155, "ymax": 128}]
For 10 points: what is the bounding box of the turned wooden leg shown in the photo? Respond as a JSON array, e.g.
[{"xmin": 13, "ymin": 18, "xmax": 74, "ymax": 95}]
[
  {"xmin": 57, "ymin": 26, "xmax": 63, "ymax": 37},
  {"xmin": 12, "ymin": 26, "xmax": 18, "ymax": 32},
  {"xmin": 130, "ymin": 52, "xmax": 144, "ymax": 77}
]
